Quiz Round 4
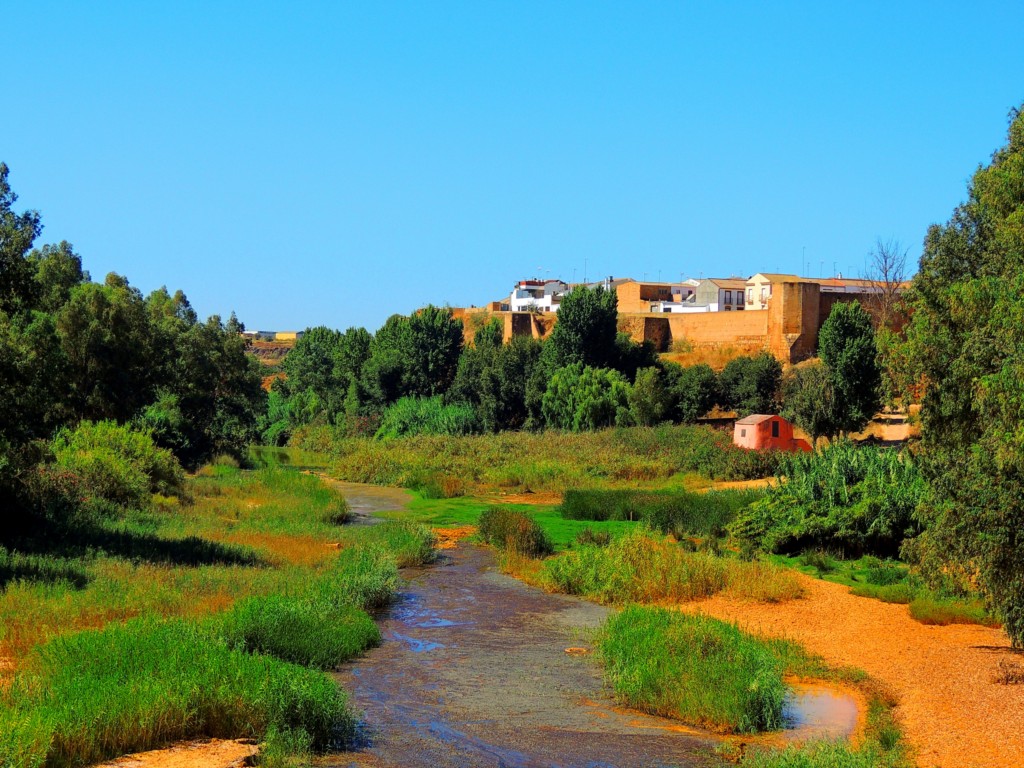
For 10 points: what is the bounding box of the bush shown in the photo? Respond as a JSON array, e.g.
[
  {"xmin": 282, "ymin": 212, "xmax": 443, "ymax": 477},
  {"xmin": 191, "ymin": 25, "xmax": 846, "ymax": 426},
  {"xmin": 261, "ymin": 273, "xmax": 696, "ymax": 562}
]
[
  {"xmin": 542, "ymin": 529, "xmax": 802, "ymax": 604},
  {"xmin": 574, "ymin": 528, "xmax": 611, "ymax": 547},
  {"xmin": 600, "ymin": 606, "xmax": 786, "ymax": 733},
  {"xmin": 375, "ymin": 396, "xmax": 478, "ymax": 439},
  {"xmin": 559, "ymin": 488, "xmax": 762, "ymax": 539},
  {"xmin": 729, "ymin": 441, "xmax": 924, "ymax": 558},
  {"xmin": 353, "ymin": 521, "xmax": 436, "ymax": 568},
  {"xmin": 221, "ymin": 595, "xmax": 380, "ymax": 670},
  {"xmin": 51, "ymin": 420, "xmax": 184, "ymax": 508},
  {"xmin": 477, "ymin": 507, "xmax": 553, "ymax": 557}
]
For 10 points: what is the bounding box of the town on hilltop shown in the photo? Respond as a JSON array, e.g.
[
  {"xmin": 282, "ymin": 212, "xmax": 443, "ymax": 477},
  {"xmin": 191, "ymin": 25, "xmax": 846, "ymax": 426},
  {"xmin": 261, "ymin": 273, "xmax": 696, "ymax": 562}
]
[{"xmin": 452, "ymin": 271, "xmax": 903, "ymax": 366}]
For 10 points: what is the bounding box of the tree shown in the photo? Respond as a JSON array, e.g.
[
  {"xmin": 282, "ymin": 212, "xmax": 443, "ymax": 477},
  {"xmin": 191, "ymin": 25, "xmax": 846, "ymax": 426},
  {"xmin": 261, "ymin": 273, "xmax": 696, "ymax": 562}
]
[
  {"xmin": 628, "ymin": 367, "xmax": 667, "ymax": 426},
  {"xmin": 663, "ymin": 362, "xmax": 718, "ymax": 423},
  {"xmin": 865, "ymin": 237, "xmax": 909, "ymax": 331},
  {"xmin": 719, "ymin": 354, "xmax": 782, "ymax": 416},
  {"xmin": 547, "ymin": 286, "xmax": 618, "ymax": 369},
  {"xmin": 818, "ymin": 301, "xmax": 880, "ymax": 435},
  {"xmin": 30, "ymin": 241, "xmax": 90, "ymax": 313},
  {"xmin": 0, "ymin": 163, "xmax": 42, "ymax": 315},
  {"xmin": 782, "ymin": 361, "xmax": 839, "ymax": 448},
  {"xmin": 895, "ymin": 105, "xmax": 1024, "ymax": 645},
  {"xmin": 56, "ymin": 274, "xmax": 158, "ymax": 423},
  {"xmin": 541, "ymin": 364, "xmax": 632, "ymax": 431}
]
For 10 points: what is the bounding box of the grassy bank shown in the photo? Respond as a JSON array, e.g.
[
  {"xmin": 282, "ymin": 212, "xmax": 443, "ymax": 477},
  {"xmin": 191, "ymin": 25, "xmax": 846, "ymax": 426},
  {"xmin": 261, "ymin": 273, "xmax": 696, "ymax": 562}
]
[
  {"xmin": 0, "ymin": 465, "xmax": 435, "ymax": 767},
  {"xmin": 600, "ymin": 606, "xmax": 786, "ymax": 733},
  {"xmin": 295, "ymin": 424, "xmax": 781, "ymax": 494}
]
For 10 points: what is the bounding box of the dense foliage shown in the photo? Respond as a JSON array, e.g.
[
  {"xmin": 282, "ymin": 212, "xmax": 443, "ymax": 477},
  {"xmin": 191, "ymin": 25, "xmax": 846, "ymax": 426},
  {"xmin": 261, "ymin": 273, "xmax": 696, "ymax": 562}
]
[
  {"xmin": 729, "ymin": 441, "xmax": 925, "ymax": 558},
  {"xmin": 0, "ymin": 163, "xmax": 265, "ymax": 538},
  {"xmin": 891, "ymin": 107, "xmax": 1024, "ymax": 645}
]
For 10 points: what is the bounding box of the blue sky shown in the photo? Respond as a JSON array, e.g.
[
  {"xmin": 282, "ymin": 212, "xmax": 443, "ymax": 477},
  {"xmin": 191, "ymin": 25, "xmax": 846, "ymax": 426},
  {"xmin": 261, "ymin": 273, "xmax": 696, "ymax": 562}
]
[{"xmin": 4, "ymin": 1, "xmax": 1023, "ymax": 331}]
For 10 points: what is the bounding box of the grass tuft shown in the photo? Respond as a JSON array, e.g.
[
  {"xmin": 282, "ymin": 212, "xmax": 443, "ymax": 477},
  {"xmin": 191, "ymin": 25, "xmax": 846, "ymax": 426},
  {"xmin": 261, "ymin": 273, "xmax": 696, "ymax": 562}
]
[{"xmin": 599, "ymin": 606, "xmax": 786, "ymax": 733}]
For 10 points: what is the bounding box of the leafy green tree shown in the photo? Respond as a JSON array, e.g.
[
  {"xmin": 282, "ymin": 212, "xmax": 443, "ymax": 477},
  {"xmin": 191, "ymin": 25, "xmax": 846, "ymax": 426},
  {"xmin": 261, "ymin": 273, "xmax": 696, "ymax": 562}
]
[
  {"xmin": 0, "ymin": 163, "xmax": 42, "ymax": 314},
  {"xmin": 542, "ymin": 364, "xmax": 632, "ymax": 431},
  {"xmin": 406, "ymin": 305, "xmax": 464, "ymax": 397},
  {"xmin": 818, "ymin": 301, "xmax": 880, "ymax": 434},
  {"xmin": 547, "ymin": 286, "xmax": 618, "ymax": 369},
  {"xmin": 896, "ymin": 106, "xmax": 1024, "ymax": 645},
  {"xmin": 782, "ymin": 361, "xmax": 839, "ymax": 448},
  {"xmin": 56, "ymin": 274, "xmax": 158, "ymax": 423},
  {"xmin": 663, "ymin": 362, "xmax": 718, "ymax": 423},
  {"xmin": 628, "ymin": 367, "xmax": 667, "ymax": 426},
  {"xmin": 0, "ymin": 310, "xmax": 70, "ymax": 443},
  {"xmin": 29, "ymin": 241, "xmax": 90, "ymax": 312},
  {"xmin": 719, "ymin": 354, "xmax": 782, "ymax": 416},
  {"xmin": 613, "ymin": 333, "xmax": 660, "ymax": 382}
]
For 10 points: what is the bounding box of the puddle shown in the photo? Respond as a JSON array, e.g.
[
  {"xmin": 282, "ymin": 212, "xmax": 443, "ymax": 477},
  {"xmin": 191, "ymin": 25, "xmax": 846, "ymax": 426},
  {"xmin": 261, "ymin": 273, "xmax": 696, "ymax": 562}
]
[{"xmin": 782, "ymin": 683, "xmax": 861, "ymax": 742}]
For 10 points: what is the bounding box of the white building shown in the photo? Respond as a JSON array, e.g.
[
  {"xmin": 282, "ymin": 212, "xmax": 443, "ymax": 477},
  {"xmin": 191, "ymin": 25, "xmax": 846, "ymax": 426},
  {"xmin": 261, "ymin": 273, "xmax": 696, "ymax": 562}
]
[{"xmin": 509, "ymin": 279, "xmax": 569, "ymax": 312}]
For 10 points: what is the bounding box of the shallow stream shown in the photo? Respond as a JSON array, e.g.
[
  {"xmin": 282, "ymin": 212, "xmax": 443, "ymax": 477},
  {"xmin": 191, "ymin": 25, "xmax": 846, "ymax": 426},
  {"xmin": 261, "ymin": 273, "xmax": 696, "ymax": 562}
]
[{"xmin": 321, "ymin": 482, "xmax": 859, "ymax": 768}]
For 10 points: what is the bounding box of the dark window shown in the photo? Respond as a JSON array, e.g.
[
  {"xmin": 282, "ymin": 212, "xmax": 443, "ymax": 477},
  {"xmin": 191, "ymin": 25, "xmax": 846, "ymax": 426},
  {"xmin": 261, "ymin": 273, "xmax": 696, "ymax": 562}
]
[
  {"xmin": 771, "ymin": 420, "xmax": 779, "ymax": 438},
  {"xmin": 740, "ymin": 428, "xmax": 746, "ymax": 437}
]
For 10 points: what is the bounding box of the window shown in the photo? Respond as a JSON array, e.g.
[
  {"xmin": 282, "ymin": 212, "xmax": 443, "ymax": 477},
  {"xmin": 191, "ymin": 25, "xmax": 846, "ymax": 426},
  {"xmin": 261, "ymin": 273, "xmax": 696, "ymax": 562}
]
[
  {"xmin": 740, "ymin": 428, "xmax": 747, "ymax": 437},
  {"xmin": 725, "ymin": 290, "xmax": 732, "ymax": 304},
  {"xmin": 761, "ymin": 287, "xmax": 768, "ymax": 303},
  {"xmin": 746, "ymin": 288, "xmax": 753, "ymax": 304},
  {"xmin": 771, "ymin": 420, "xmax": 779, "ymax": 438}
]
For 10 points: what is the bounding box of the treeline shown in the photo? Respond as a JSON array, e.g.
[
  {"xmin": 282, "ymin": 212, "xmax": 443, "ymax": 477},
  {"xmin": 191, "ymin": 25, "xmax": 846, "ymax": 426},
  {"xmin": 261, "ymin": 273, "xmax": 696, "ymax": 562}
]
[
  {"xmin": 264, "ymin": 290, "xmax": 793, "ymax": 443},
  {"xmin": 0, "ymin": 163, "xmax": 266, "ymax": 537}
]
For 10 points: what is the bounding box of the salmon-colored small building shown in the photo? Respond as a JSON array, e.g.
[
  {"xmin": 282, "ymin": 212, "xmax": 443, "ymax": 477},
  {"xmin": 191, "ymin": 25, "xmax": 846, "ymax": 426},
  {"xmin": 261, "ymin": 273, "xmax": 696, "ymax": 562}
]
[{"xmin": 733, "ymin": 414, "xmax": 811, "ymax": 452}]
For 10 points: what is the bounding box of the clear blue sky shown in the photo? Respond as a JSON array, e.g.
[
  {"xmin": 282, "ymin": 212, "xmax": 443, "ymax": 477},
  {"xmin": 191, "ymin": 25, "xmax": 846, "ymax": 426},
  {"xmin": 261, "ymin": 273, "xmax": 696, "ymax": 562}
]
[{"xmin": 4, "ymin": 1, "xmax": 1023, "ymax": 332}]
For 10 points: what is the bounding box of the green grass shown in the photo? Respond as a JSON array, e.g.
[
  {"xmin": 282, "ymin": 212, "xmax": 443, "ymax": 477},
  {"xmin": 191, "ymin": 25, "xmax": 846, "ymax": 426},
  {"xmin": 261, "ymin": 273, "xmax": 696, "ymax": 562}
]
[
  {"xmin": 296, "ymin": 424, "xmax": 781, "ymax": 494},
  {"xmin": 380, "ymin": 493, "xmax": 636, "ymax": 552},
  {"xmin": 599, "ymin": 606, "xmax": 786, "ymax": 734},
  {"xmin": 220, "ymin": 595, "xmax": 381, "ymax": 670},
  {"xmin": 0, "ymin": 618, "xmax": 352, "ymax": 768},
  {"xmin": 773, "ymin": 553, "xmax": 1000, "ymax": 628},
  {"xmin": 0, "ymin": 464, "xmax": 437, "ymax": 766},
  {"xmin": 539, "ymin": 529, "xmax": 804, "ymax": 604}
]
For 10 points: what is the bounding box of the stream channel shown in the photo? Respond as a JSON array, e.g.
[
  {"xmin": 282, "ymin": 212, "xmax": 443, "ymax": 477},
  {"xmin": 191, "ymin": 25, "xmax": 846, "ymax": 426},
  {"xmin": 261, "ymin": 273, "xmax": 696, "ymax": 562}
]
[{"xmin": 320, "ymin": 481, "xmax": 859, "ymax": 768}]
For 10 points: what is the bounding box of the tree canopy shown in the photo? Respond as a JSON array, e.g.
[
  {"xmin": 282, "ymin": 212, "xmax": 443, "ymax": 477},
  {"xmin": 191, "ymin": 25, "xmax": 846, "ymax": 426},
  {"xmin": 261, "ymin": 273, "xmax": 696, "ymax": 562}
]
[{"xmin": 896, "ymin": 106, "xmax": 1024, "ymax": 645}]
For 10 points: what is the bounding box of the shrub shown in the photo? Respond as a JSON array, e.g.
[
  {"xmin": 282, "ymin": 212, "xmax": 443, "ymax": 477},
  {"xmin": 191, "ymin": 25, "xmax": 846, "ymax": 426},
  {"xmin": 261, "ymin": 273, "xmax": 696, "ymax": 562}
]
[
  {"xmin": 314, "ymin": 544, "xmax": 399, "ymax": 609},
  {"xmin": 542, "ymin": 529, "xmax": 802, "ymax": 604},
  {"xmin": 51, "ymin": 420, "xmax": 184, "ymax": 508},
  {"xmin": 574, "ymin": 528, "xmax": 611, "ymax": 547},
  {"xmin": 375, "ymin": 396, "xmax": 478, "ymax": 439},
  {"xmin": 477, "ymin": 507, "xmax": 553, "ymax": 557},
  {"xmin": 600, "ymin": 606, "xmax": 786, "ymax": 733},
  {"xmin": 354, "ymin": 521, "xmax": 436, "ymax": 568},
  {"xmin": 221, "ymin": 595, "xmax": 380, "ymax": 670},
  {"xmin": 729, "ymin": 441, "xmax": 924, "ymax": 558},
  {"xmin": 559, "ymin": 488, "xmax": 761, "ymax": 539},
  {"xmin": 908, "ymin": 595, "xmax": 997, "ymax": 627}
]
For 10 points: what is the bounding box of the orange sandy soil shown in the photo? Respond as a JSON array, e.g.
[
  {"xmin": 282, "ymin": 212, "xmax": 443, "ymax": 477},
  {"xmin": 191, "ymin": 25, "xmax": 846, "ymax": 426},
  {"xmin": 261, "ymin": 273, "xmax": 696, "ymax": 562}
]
[
  {"xmin": 678, "ymin": 573, "xmax": 1024, "ymax": 768},
  {"xmin": 480, "ymin": 489, "xmax": 564, "ymax": 506},
  {"xmin": 433, "ymin": 525, "xmax": 476, "ymax": 549},
  {"xmin": 92, "ymin": 739, "xmax": 257, "ymax": 768}
]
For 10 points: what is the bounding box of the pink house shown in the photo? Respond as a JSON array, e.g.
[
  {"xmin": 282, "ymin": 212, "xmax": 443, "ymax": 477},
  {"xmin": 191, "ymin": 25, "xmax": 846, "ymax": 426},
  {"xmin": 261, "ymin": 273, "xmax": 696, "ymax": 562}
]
[{"xmin": 733, "ymin": 414, "xmax": 811, "ymax": 452}]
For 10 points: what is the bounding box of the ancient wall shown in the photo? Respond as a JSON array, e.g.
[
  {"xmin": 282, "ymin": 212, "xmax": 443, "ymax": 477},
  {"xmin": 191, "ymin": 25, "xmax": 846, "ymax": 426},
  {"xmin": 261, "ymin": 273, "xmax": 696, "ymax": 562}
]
[
  {"xmin": 667, "ymin": 310, "xmax": 769, "ymax": 350},
  {"xmin": 767, "ymin": 282, "xmax": 820, "ymax": 363},
  {"xmin": 618, "ymin": 315, "xmax": 671, "ymax": 351}
]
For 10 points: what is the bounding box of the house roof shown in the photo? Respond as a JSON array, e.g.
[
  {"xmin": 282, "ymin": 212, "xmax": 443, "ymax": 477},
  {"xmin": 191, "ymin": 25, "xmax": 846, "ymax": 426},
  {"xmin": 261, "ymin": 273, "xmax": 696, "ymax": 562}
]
[
  {"xmin": 735, "ymin": 414, "xmax": 779, "ymax": 425},
  {"xmin": 705, "ymin": 278, "xmax": 749, "ymax": 289},
  {"xmin": 750, "ymin": 273, "xmax": 807, "ymax": 283}
]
